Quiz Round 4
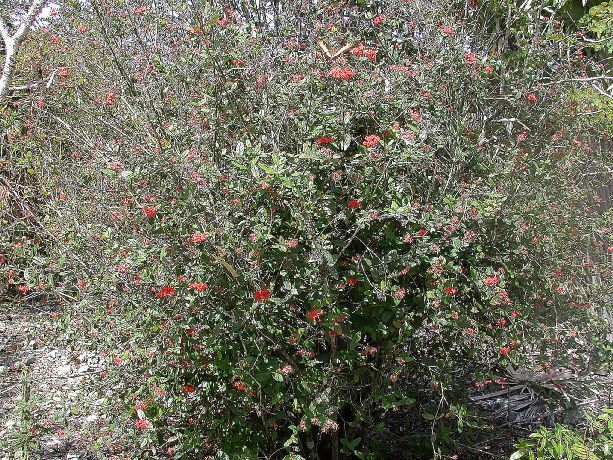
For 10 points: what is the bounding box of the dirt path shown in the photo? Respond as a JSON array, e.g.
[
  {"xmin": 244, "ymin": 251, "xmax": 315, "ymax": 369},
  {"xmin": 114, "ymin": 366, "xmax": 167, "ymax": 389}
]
[{"xmin": 0, "ymin": 301, "xmax": 105, "ymax": 460}]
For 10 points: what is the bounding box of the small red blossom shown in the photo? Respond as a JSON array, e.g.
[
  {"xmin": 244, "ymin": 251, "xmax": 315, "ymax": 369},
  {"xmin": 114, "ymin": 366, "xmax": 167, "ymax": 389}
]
[
  {"xmin": 351, "ymin": 44, "xmax": 365, "ymax": 57},
  {"xmin": 133, "ymin": 400, "xmax": 148, "ymax": 411},
  {"xmin": 105, "ymin": 92, "xmax": 116, "ymax": 106},
  {"xmin": 444, "ymin": 287, "xmax": 458, "ymax": 295},
  {"xmin": 156, "ymin": 286, "xmax": 175, "ymax": 298},
  {"xmin": 364, "ymin": 49, "xmax": 377, "ymax": 61},
  {"xmin": 232, "ymin": 380, "xmax": 248, "ymax": 391},
  {"xmin": 182, "ymin": 384, "xmax": 196, "ymax": 393},
  {"xmin": 329, "ymin": 67, "xmax": 354, "ymax": 80},
  {"xmin": 142, "ymin": 206, "xmax": 157, "ymax": 219},
  {"xmin": 348, "ymin": 199, "xmax": 362, "ymax": 209},
  {"xmin": 188, "ymin": 282, "xmax": 208, "ymax": 292},
  {"xmin": 483, "ymin": 276, "xmax": 499, "ymax": 286},
  {"xmin": 134, "ymin": 419, "xmax": 149, "ymax": 429},
  {"xmin": 500, "ymin": 346, "xmax": 512, "ymax": 357},
  {"xmin": 372, "ymin": 14, "xmax": 385, "ymax": 25},
  {"xmin": 190, "ymin": 232, "xmax": 207, "ymax": 243},
  {"xmin": 254, "ymin": 289, "xmax": 270, "ymax": 302},
  {"xmin": 307, "ymin": 307, "xmax": 322, "ymax": 321},
  {"xmin": 346, "ymin": 277, "xmax": 358, "ymax": 286},
  {"xmin": 316, "ymin": 136, "xmax": 333, "ymax": 146},
  {"xmin": 497, "ymin": 319, "xmax": 508, "ymax": 327},
  {"xmin": 362, "ymin": 134, "xmax": 381, "ymax": 148},
  {"xmin": 526, "ymin": 93, "xmax": 537, "ymax": 103}
]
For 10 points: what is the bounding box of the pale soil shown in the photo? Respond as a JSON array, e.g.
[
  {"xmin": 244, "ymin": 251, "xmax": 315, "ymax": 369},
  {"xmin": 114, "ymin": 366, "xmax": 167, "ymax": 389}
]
[{"xmin": 0, "ymin": 301, "xmax": 106, "ymax": 460}]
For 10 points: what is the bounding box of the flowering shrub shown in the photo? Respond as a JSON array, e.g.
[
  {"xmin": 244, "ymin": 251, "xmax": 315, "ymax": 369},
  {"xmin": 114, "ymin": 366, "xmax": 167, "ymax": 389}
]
[{"xmin": 2, "ymin": 0, "xmax": 611, "ymax": 458}]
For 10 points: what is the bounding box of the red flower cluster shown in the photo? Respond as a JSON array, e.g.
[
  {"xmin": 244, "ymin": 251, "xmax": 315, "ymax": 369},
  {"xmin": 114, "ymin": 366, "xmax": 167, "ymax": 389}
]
[
  {"xmin": 526, "ymin": 93, "xmax": 537, "ymax": 103},
  {"xmin": 134, "ymin": 419, "xmax": 150, "ymax": 429},
  {"xmin": 444, "ymin": 287, "xmax": 458, "ymax": 295},
  {"xmin": 351, "ymin": 44, "xmax": 377, "ymax": 61},
  {"xmin": 232, "ymin": 380, "xmax": 248, "ymax": 391},
  {"xmin": 254, "ymin": 289, "xmax": 270, "ymax": 302},
  {"xmin": 182, "ymin": 384, "xmax": 196, "ymax": 394},
  {"xmin": 190, "ymin": 232, "xmax": 207, "ymax": 243},
  {"xmin": 372, "ymin": 14, "xmax": 385, "ymax": 25},
  {"xmin": 483, "ymin": 276, "xmax": 499, "ymax": 286},
  {"xmin": 362, "ymin": 134, "xmax": 381, "ymax": 148},
  {"xmin": 316, "ymin": 136, "xmax": 333, "ymax": 146},
  {"xmin": 142, "ymin": 206, "xmax": 157, "ymax": 219},
  {"xmin": 329, "ymin": 67, "xmax": 354, "ymax": 80},
  {"xmin": 156, "ymin": 286, "xmax": 175, "ymax": 298},
  {"xmin": 188, "ymin": 282, "xmax": 208, "ymax": 292},
  {"xmin": 307, "ymin": 307, "xmax": 322, "ymax": 321},
  {"xmin": 348, "ymin": 199, "xmax": 362, "ymax": 209}
]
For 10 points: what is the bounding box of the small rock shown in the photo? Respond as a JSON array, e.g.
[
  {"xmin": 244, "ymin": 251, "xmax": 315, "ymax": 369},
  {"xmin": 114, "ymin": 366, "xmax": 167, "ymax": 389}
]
[{"xmin": 56, "ymin": 364, "xmax": 71, "ymax": 376}]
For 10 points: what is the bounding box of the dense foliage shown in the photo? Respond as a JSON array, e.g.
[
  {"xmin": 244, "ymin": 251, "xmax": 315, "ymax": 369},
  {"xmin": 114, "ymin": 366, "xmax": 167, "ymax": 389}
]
[{"xmin": 1, "ymin": 0, "xmax": 611, "ymax": 458}]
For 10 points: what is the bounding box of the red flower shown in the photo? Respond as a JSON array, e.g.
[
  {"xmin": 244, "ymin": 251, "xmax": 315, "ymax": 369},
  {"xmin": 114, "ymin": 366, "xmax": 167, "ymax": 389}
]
[
  {"xmin": 444, "ymin": 287, "xmax": 457, "ymax": 295},
  {"xmin": 232, "ymin": 380, "xmax": 248, "ymax": 391},
  {"xmin": 142, "ymin": 206, "xmax": 157, "ymax": 219},
  {"xmin": 497, "ymin": 319, "xmax": 508, "ymax": 327},
  {"xmin": 348, "ymin": 199, "xmax": 362, "ymax": 209},
  {"xmin": 254, "ymin": 289, "xmax": 270, "ymax": 302},
  {"xmin": 190, "ymin": 232, "xmax": 207, "ymax": 243},
  {"xmin": 307, "ymin": 307, "xmax": 321, "ymax": 321},
  {"xmin": 135, "ymin": 419, "xmax": 150, "ymax": 429},
  {"xmin": 182, "ymin": 384, "xmax": 196, "ymax": 393},
  {"xmin": 483, "ymin": 276, "xmax": 499, "ymax": 286},
  {"xmin": 188, "ymin": 282, "xmax": 208, "ymax": 292},
  {"xmin": 372, "ymin": 14, "xmax": 385, "ymax": 25},
  {"xmin": 416, "ymin": 229, "xmax": 427, "ymax": 237},
  {"xmin": 364, "ymin": 49, "xmax": 377, "ymax": 61},
  {"xmin": 362, "ymin": 134, "xmax": 381, "ymax": 148},
  {"xmin": 526, "ymin": 93, "xmax": 537, "ymax": 103},
  {"xmin": 156, "ymin": 286, "xmax": 175, "ymax": 298},
  {"xmin": 316, "ymin": 136, "xmax": 333, "ymax": 146},
  {"xmin": 329, "ymin": 67, "xmax": 354, "ymax": 80},
  {"xmin": 346, "ymin": 277, "xmax": 358, "ymax": 286},
  {"xmin": 500, "ymin": 346, "xmax": 512, "ymax": 357},
  {"xmin": 351, "ymin": 44, "xmax": 365, "ymax": 57}
]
